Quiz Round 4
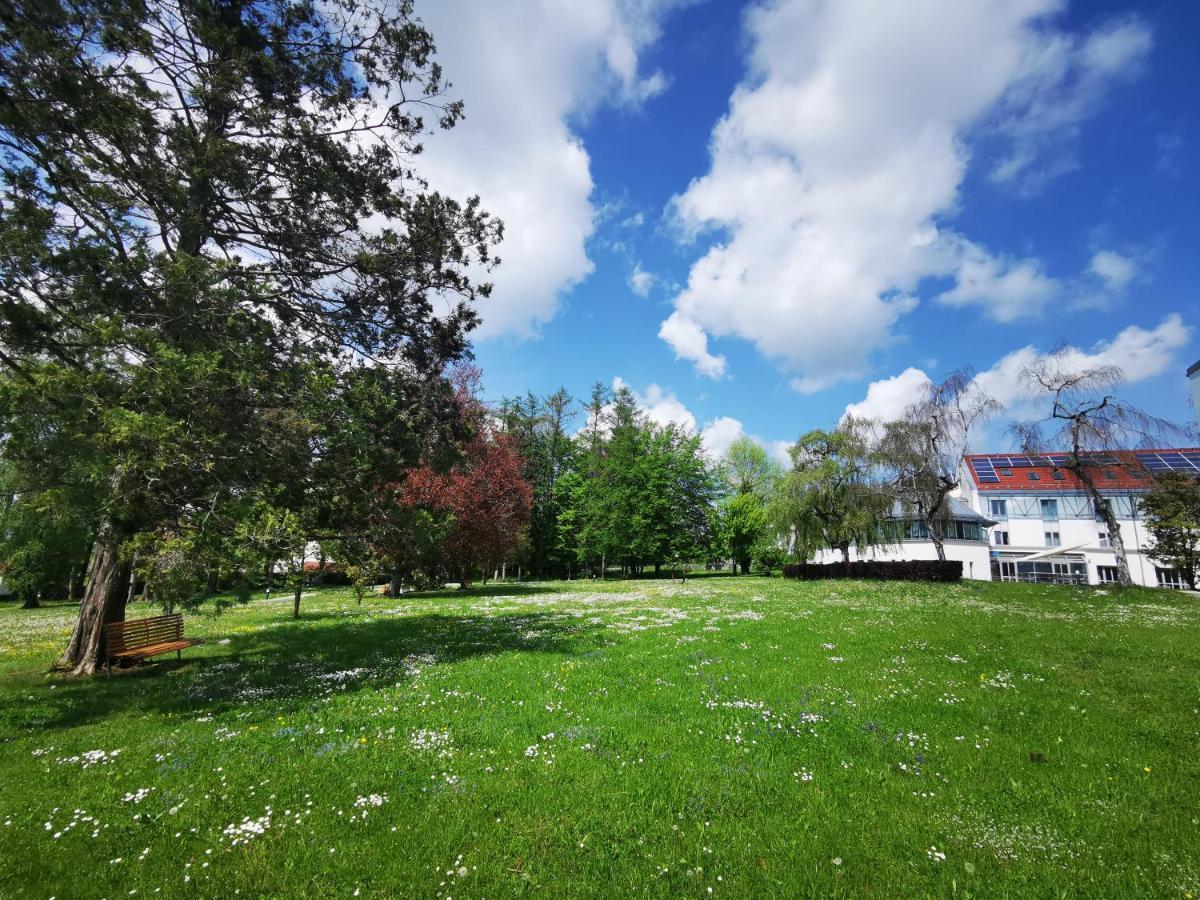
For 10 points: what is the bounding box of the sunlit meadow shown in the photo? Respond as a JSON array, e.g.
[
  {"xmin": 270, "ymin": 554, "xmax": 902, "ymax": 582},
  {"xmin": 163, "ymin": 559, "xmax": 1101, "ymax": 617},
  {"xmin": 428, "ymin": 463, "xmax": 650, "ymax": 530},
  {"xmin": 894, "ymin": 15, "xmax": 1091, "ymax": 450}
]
[{"xmin": 1, "ymin": 577, "xmax": 1198, "ymax": 897}]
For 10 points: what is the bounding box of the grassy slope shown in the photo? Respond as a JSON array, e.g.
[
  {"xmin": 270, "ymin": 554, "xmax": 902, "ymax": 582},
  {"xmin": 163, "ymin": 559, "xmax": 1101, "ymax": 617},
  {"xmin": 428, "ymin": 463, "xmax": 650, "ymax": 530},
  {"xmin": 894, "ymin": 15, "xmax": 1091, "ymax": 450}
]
[{"xmin": 0, "ymin": 577, "xmax": 1197, "ymax": 898}]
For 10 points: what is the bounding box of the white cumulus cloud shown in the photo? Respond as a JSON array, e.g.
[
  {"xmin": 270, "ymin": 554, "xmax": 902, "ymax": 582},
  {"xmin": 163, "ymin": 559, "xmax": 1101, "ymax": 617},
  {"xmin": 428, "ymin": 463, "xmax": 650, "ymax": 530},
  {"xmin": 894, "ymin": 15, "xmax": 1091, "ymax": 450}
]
[
  {"xmin": 609, "ymin": 380, "xmax": 791, "ymax": 465},
  {"xmin": 842, "ymin": 367, "xmax": 934, "ymax": 424},
  {"xmin": 1087, "ymin": 250, "xmax": 1137, "ymax": 294},
  {"xmin": 629, "ymin": 262, "xmax": 656, "ymax": 297},
  {"xmin": 415, "ymin": 0, "xmax": 688, "ymax": 339},
  {"xmin": 843, "ymin": 314, "xmax": 1192, "ymax": 426},
  {"xmin": 661, "ymin": 0, "xmax": 1152, "ymax": 386}
]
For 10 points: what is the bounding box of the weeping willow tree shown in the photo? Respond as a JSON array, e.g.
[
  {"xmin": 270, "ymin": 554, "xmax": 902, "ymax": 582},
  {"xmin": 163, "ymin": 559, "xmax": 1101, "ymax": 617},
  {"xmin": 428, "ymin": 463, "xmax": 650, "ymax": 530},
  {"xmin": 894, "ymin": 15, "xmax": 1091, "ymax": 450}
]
[
  {"xmin": 773, "ymin": 417, "xmax": 892, "ymax": 568},
  {"xmin": 878, "ymin": 369, "xmax": 999, "ymax": 562},
  {"xmin": 1013, "ymin": 349, "xmax": 1194, "ymax": 587}
]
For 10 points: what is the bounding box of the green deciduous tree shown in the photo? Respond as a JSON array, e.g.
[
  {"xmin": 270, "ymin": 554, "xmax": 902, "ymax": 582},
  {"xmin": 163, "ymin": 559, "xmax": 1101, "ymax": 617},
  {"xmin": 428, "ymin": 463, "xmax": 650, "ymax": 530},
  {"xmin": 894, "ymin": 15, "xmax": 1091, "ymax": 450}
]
[
  {"xmin": 1140, "ymin": 473, "xmax": 1200, "ymax": 590},
  {"xmin": 717, "ymin": 491, "xmax": 767, "ymax": 575},
  {"xmin": 721, "ymin": 437, "xmax": 780, "ymax": 498},
  {"xmin": 774, "ymin": 418, "xmax": 891, "ymax": 567},
  {"xmin": 0, "ymin": 467, "xmax": 93, "ymax": 607}
]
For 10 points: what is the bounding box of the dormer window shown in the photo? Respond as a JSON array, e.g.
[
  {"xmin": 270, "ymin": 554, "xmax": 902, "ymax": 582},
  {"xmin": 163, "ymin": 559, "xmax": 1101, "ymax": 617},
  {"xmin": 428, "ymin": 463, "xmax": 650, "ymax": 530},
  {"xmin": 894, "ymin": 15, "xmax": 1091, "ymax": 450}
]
[
  {"xmin": 1026, "ymin": 472, "xmax": 1040, "ymax": 481},
  {"xmin": 1000, "ymin": 468, "xmax": 1013, "ymax": 476}
]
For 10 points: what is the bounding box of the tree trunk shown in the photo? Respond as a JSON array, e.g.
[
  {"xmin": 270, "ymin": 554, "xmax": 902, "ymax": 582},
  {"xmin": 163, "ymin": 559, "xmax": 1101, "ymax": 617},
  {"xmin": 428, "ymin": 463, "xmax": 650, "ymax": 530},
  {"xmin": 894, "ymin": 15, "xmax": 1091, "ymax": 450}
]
[
  {"xmin": 22, "ymin": 589, "xmax": 40, "ymax": 610},
  {"xmin": 206, "ymin": 568, "xmax": 219, "ymax": 595},
  {"xmin": 739, "ymin": 558, "xmax": 750, "ymax": 576},
  {"xmin": 56, "ymin": 519, "xmax": 131, "ymax": 675},
  {"xmin": 292, "ymin": 581, "xmax": 302, "ymax": 619},
  {"xmin": 839, "ymin": 543, "xmax": 851, "ymax": 573},
  {"xmin": 389, "ymin": 565, "xmax": 402, "ymax": 599},
  {"xmin": 927, "ymin": 519, "xmax": 947, "ymax": 562},
  {"xmin": 1090, "ymin": 491, "xmax": 1132, "ymax": 586}
]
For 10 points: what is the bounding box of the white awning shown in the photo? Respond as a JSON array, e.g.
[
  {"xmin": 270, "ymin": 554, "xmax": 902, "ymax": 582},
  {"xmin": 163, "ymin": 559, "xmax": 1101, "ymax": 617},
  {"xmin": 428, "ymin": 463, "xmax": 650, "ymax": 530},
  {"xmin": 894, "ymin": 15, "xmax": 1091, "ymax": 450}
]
[{"xmin": 1012, "ymin": 541, "xmax": 1090, "ymax": 562}]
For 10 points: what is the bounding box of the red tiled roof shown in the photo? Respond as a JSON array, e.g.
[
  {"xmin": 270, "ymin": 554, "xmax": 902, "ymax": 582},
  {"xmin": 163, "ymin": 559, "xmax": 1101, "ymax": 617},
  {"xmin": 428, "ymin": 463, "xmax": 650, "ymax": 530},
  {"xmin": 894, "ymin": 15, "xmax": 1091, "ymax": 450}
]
[{"xmin": 963, "ymin": 449, "xmax": 1200, "ymax": 492}]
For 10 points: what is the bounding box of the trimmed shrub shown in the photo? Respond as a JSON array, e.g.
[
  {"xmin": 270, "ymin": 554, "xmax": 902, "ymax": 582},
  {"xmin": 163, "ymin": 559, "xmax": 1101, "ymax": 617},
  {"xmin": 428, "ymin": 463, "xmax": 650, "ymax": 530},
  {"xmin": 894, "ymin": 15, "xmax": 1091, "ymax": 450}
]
[{"xmin": 782, "ymin": 560, "xmax": 963, "ymax": 582}]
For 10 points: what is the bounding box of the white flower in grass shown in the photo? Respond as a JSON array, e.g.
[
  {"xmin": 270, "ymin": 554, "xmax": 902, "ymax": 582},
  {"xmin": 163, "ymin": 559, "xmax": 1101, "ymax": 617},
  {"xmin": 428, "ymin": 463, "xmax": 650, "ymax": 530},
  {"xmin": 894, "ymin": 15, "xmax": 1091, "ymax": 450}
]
[{"xmin": 926, "ymin": 846, "xmax": 946, "ymax": 862}]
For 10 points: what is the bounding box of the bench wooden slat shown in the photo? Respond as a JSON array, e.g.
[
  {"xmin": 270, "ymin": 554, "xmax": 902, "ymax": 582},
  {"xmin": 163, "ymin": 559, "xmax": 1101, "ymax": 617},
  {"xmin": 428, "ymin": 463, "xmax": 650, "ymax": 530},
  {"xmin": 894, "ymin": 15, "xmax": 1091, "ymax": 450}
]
[
  {"xmin": 103, "ymin": 615, "xmax": 203, "ymax": 672},
  {"xmin": 111, "ymin": 639, "xmax": 202, "ymax": 659}
]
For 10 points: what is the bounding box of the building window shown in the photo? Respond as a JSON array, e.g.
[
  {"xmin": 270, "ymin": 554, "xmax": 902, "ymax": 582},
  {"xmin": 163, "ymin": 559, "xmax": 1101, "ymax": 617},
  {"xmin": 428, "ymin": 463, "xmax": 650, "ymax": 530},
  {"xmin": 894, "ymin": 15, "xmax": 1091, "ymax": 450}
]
[
  {"xmin": 1040, "ymin": 499, "xmax": 1058, "ymax": 521},
  {"xmin": 1097, "ymin": 566, "xmax": 1120, "ymax": 583},
  {"xmin": 1156, "ymin": 568, "xmax": 1186, "ymax": 590},
  {"xmin": 1098, "ymin": 531, "xmax": 1110, "ymax": 548},
  {"xmin": 1104, "ymin": 469, "xmax": 1118, "ymax": 480},
  {"xmin": 1044, "ymin": 531, "xmax": 1060, "ymax": 547},
  {"xmin": 1051, "ymin": 470, "xmax": 1065, "ymax": 481},
  {"xmin": 999, "ymin": 467, "xmax": 1013, "ymax": 476},
  {"xmin": 1026, "ymin": 472, "xmax": 1040, "ymax": 481},
  {"xmin": 989, "ymin": 499, "xmax": 1007, "ymax": 519},
  {"xmin": 993, "ymin": 530, "xmax": 1009, "ymax": 546}
]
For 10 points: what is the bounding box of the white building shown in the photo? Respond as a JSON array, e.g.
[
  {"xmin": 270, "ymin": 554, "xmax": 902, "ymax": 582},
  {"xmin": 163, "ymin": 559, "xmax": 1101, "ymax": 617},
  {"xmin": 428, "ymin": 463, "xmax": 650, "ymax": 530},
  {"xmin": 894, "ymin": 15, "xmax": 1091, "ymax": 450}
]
[
  {"xmin": 811, "ymin": 496, "xmax": 996, "ymax": 581},
  {"xmin": 958, "ymin": 450, "xmax": 1199, "ymax": 588},
  {"xmin": 813, "ymin": 448, "xmax": 1200, "ymax": 588}
]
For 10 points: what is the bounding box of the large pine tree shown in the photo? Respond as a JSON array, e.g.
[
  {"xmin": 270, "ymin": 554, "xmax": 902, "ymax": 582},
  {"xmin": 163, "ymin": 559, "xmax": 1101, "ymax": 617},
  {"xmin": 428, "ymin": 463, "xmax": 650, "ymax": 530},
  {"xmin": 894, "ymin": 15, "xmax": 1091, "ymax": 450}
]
[{"xmin": 0, "ymin": 0, "xmax": 499, "ymax": 672}]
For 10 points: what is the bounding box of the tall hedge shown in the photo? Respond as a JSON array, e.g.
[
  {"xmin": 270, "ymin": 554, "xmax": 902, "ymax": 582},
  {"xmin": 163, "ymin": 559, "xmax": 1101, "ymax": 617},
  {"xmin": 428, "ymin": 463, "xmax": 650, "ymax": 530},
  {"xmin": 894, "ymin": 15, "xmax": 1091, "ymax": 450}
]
[{"xmin": 782, "ymin": 560, "xmax": 962, "ymax": 582}]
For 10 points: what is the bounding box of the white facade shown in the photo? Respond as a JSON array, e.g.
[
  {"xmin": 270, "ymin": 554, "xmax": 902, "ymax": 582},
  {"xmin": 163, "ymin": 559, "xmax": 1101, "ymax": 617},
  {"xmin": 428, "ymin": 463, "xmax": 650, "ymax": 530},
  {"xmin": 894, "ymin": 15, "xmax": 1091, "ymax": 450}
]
[
  {"xmin": 956, "ymin": 464, "xmax": 1173, "ymax": 588},
  {"xmin": 812, "ymin": 536, "xmax": 993, "ymax": 581},
  {"xmin": 811, "ymin": 496, "xmax": 996, "ymax": 581},
  {"xmin": 810, "ymin": 456, "xmax": 1190, "ymax": 589}
]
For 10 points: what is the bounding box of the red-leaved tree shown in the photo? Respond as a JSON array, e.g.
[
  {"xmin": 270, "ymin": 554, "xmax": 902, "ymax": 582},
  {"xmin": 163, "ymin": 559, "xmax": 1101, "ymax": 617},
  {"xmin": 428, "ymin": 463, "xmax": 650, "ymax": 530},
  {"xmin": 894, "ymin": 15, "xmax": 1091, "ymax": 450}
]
[{"xmin": 402, "ymin": 428, "xmax": 533, "ymax": 586}]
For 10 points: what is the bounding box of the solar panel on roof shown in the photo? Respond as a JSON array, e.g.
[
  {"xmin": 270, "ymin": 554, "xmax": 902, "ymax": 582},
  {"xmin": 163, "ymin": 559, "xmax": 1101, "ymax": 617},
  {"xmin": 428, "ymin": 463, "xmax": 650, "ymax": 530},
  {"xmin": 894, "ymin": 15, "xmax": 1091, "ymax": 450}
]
[
  {"xmin": 969, "ymin": 458, "xmax": 1000, "ymax": 483},
  {"xmin": 1134, "ymin": 451, "xmax": 1200, "ymax": 474}
]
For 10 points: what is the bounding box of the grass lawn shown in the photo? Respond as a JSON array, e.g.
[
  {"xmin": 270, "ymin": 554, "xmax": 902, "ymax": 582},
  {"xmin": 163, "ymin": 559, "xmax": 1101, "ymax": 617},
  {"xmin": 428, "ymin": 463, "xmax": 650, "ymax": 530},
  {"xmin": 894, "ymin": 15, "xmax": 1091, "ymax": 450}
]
[{"xmin": 0, "ymin": 576, "xmax": 1197, "ymax": 898}]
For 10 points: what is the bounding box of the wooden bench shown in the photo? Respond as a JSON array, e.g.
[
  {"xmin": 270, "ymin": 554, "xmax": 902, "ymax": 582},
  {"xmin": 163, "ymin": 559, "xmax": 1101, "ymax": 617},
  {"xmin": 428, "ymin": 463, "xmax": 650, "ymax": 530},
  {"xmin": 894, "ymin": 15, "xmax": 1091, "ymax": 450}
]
[{"xmin": 104, "ymin": 614, "xmax": 203, "ymax": 674}]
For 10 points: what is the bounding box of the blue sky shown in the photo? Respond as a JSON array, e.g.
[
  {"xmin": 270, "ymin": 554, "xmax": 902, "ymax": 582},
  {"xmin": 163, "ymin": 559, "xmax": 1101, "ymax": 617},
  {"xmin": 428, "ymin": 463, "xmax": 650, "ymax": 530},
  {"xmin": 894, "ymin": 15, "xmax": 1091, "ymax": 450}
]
[{"xmin": 415, "ymin": 0, "xmax": 1199, "ymax": 459}]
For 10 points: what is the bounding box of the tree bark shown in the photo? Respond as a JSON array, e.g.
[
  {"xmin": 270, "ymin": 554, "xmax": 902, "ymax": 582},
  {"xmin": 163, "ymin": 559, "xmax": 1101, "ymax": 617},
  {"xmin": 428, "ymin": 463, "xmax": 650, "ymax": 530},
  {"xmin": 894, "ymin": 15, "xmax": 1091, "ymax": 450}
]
[
  {"xmin": 292, "ymin": 581, "xmax": 302, "ymax": 619},
  {"xmin": 22, "ymin": 589, "xmax": 40, "ymax": 610},
  {"xmin": 56, "ymin": 519, "xmax": 131, "ymax": 675},
  {"xmin": 389, "ymin": 564, "xmax": 402, "ymax": 599},
  {"xmin": 1089, "ymin": 489, "xmax": 1132, "ymax": 587},
  {"xmin": 927, "ymin": 518, "xmax": 947, "ymax": 562}
]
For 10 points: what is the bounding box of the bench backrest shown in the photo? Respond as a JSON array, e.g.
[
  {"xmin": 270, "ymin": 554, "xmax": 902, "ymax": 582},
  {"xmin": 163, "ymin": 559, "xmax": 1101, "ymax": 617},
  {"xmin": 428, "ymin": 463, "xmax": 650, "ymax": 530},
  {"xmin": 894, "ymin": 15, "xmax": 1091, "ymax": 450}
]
[{"xmin": 105, "ymin": 614, "xmax": 185, "ymax": 654}]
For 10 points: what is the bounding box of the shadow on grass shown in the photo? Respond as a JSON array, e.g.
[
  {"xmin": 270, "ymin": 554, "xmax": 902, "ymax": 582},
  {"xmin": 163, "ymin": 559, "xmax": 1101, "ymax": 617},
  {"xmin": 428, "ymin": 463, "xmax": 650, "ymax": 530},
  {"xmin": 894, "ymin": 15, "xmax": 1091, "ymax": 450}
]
[
  {"xmin": 0, "ymin": 609, "xmax": 605, "ymax": 735},
  {"xmin": 404, "ymin": 582, "xmax": 563, "ymax": 600}
]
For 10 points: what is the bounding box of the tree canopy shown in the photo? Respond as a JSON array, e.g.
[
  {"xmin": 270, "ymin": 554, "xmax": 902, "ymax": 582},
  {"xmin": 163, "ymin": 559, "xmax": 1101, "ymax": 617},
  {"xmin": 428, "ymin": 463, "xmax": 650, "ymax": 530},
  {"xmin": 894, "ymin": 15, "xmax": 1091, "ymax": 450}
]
[{"xmin": 0, "ymin": 0, "xmax": 499, "ymax": 672}]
